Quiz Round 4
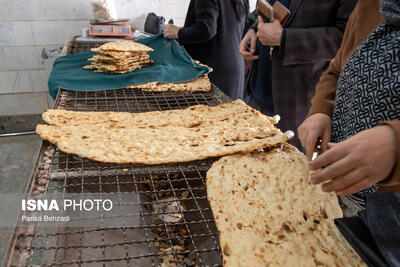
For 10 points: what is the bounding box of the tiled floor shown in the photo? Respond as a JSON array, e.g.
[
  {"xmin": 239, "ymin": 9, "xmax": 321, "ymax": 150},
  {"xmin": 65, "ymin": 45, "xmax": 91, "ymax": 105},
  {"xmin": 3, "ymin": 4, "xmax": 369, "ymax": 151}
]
[{"xmin": 0, "ymin": 134, "xmax": 41, "ymax": 265}]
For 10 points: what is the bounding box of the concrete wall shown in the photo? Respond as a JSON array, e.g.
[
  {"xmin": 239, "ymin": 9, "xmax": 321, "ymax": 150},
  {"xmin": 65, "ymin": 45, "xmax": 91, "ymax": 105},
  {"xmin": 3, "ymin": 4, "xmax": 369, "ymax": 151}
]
[
  {"xmin": 0, "ymin": 0, "xmax": 190, "ymax": 116},
  {"xmin": 0, "ymin": 0, "xmax": 93, "ymax": 115},
  {"xmin": 115, "ymin": 0, "xmax": 190, "ymax": 31}
]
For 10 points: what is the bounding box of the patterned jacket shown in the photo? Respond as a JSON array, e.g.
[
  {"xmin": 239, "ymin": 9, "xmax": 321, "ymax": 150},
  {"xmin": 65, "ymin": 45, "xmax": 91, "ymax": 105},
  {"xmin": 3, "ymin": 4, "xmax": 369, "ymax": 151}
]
[
  {"xmin": 308, "ymin": 0, "xmax": 400, "ymax": 195},
  {"xmin": 330, "ymin": 21, "xmax": 400, "ymax": 207}
]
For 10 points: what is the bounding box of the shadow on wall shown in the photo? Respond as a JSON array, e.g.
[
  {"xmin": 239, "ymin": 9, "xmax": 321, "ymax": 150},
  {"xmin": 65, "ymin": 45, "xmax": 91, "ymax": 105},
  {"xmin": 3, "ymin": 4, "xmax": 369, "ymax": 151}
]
[{"xmin": 91, "ymin": 0, "xmax": 118, "ymax": 21}]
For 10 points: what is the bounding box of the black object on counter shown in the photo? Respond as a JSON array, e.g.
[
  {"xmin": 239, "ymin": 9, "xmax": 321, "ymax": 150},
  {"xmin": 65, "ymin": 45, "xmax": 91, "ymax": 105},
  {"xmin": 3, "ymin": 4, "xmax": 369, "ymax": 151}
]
[
  {"xmin": 335, "ymin": 193, "xmax": 400, "ymax": 267},
  {"xmin": 144, "ymin": 13, "xmax": 165, "ymax": 34}
]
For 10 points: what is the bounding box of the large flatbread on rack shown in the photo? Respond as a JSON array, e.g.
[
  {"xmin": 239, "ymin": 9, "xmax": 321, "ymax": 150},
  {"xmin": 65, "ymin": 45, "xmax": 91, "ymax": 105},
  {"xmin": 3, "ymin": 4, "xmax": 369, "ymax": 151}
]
[
  {"xmin": 36, "ymin": 100, "xmax": 293, "ymax": 164},
  {"xmin": 206, "ymin": 144, "xmax": 366, "ymax": 267}
]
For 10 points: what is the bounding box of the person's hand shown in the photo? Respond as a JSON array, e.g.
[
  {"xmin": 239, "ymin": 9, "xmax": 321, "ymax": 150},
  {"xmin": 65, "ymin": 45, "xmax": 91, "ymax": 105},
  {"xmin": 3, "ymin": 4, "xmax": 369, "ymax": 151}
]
[
  {"xmin": 256, "ymin": 16, "xmax": 283, "ymax": 46},
  {"xmin": 239, "ymin": 29, "xmax": 259, "ymax": 61},
  {"xmin": 309, "ymin": 126, "xmax": 397, "ymax": 195},
  {"xmin": 164, "ymin": 24, "xmax": 181, "ymax": 39},
  {"xmin": 298, "ymin": 113, "xmax": 332, "ymax": 160}
]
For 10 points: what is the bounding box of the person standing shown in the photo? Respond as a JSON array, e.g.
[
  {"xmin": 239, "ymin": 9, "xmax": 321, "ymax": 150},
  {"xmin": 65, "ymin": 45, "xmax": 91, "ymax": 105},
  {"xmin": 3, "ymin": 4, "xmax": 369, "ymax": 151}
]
[
  {"xmin": 298, "ymin": 0, "xmax": 399, "ymax": 208},
  {"xmin": 299, "ymin": 0, "xmax": 385, "ymax": 159},
  {"xmin": 164, "ymin": 0, "xmax": 249, "ymax": 99},
  {"xmin": 240, "ymin": 0, "xmax": 356, "ymax": 148}
]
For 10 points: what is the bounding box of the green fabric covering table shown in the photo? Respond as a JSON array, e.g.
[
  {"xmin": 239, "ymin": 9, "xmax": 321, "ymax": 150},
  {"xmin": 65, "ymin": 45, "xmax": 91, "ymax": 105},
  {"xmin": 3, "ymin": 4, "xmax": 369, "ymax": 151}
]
[{"xmin": 48, "ymin": 34, "xmax": 210, "ymax": 99}]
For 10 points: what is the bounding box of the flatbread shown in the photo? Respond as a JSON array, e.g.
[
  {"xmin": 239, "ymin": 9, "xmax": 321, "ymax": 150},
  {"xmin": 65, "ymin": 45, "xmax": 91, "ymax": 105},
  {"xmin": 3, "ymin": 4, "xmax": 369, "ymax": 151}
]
[
  {"xmin": 36, "ymin": 100, "xmax": 292, "ymax": 164},
  {"xmin": 206, "ymin": 144, "xmax": 366, "ymax": 267},
  {"xmin": 88, "ymin": 54, "xmax": 149, "ymax": 62},
  {"xmin": 127, "ymin": 74, "xmax": 211, "ymax": 92},
  {"xmin": 84, "ymin": 59, "xmax": 154, "ymax": 73},
  {"xmin": 42, "ymin": 99, "xmax": 276, "ymax": 126},
  {"xmin": 86, "ymin": 41, "xmax": 154, "ymax": 74},
  {"xmin": 95, "ymin": 41, "xmax": 153, "ymax": 52},
  {"xmin": 91, "ymin": 49, "xmax": 149, "ymax": 59},
  {"xmin": 86, "ymin": 60, "xmax": 153, "ymax": 69}
]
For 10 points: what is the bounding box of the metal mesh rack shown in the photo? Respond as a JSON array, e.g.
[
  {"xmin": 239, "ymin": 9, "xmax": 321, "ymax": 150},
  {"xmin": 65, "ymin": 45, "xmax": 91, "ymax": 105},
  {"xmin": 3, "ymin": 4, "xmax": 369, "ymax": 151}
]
[
  {"xmin": 66, "ymin": 40, "xmax": 105, "ymax": 55},
  {"xmin": 11, "ymin": 150, "xmax": 222, "ymax": 267},
  {"xmin": 5, "ymin": 39, "xmax": 229, "ymax": 267},
  {"xmin": 56, "ymin": 87, "xmax": 226, "ymax": 113}
]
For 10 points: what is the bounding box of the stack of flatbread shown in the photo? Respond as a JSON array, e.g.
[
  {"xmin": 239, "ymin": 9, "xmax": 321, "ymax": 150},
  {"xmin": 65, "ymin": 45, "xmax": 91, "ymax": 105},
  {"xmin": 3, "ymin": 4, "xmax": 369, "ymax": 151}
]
[
  {"xmin": 84, "ymin": 41, "xmax": 154, "ymax": 74},
  {"xmin": 207, "ymin": 144, "xmax": 366, "ymax": 266},
  {"xmin": 36, "ymin": 100, "xmax": 293, "ymax": 164}
]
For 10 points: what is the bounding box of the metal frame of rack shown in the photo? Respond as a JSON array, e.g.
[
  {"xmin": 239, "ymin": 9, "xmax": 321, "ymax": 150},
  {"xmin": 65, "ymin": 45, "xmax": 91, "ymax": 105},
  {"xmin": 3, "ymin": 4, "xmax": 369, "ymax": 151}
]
[{"xmin": 4, "ymin": 38, "xmax": 231, "ymax": 267}]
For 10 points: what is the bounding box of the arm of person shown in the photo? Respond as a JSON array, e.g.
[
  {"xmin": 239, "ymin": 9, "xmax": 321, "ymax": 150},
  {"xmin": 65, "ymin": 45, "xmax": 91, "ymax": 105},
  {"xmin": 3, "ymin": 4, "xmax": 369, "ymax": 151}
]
[
  {"xmin": 297, "ymin": 57, "xmax": 342, "ymax": 158},
  {"xmin": 297, "ymin": 0, "xmax": 358, "ymax": 157},
  {"xmin": 306, "ymin": 3, "xmax": 357, "ymax": 118},
  {"xmin": 297, "ymin": 53, "xmax": 342, "ymax": 157},
  {"xmin": 281, "ymin": 0, "xmax": 354, "ymax": 66},
  {"xmin": 378, "ymin": 121, "xmax": 400, "ymax": 193},
  {"xmin": 307, "ymin": 58, "xmax": 342, "ymax": 117},
  {"xmin": 308, "ymin": 123, "xmax": 399, "ymax": 195},
  {"xmin": 239, "ymin": 29, "xmax": 259, "ymax": 61},
  {"xmin": 177, "ymin": 0, "xmax": 219, "ymax": 44}
]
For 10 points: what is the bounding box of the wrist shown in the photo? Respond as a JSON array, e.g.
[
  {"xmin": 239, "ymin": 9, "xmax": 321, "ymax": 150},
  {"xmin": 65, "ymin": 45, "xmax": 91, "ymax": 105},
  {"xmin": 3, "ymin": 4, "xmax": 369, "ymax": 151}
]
[
  {"xmin": 177, "ymin": 28, "xmax": 182, "ymax": 39},
  {"xmin": 279, "ymin": 28, "xmax": 285, "ymax": 46},
  {"xmin": 276, "ymin": 27, "xmax": 284, "ymax": 46},
  {"xmin": 380, "ymin": 125, "xmax": 397, "ymax": 148},
  {"xmin": 381, "ymin": 125, "xmax": 397, "ymax": 179},
  {"xmin": 312, "ymin": 113, "xmax": 331, "ymax": 120},
  {"xmin": 249, "ymin": 22, "xmax": 258, "ymax": 33},
  {"xmin": 377, "ymin": 122, "xmax": 400, "ymax": 191}
]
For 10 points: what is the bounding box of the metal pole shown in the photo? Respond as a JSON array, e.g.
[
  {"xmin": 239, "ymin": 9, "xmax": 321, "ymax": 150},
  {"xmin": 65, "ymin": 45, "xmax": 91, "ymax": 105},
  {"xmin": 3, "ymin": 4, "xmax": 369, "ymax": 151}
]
[{"xmin": 0, "ymin": 131, "xmax": 36, "ymax": 137}]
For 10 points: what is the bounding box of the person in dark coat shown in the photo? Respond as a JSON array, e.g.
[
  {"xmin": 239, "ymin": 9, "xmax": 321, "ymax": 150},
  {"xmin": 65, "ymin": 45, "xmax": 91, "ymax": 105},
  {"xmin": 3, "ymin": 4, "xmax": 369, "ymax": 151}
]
[
  {"xmin": 164, "ymin": 0, "xmax": 249, "ymax": 99},
  {"xmin": 240, "ymin": 0, "xmax": 356, "ymax": 148}
]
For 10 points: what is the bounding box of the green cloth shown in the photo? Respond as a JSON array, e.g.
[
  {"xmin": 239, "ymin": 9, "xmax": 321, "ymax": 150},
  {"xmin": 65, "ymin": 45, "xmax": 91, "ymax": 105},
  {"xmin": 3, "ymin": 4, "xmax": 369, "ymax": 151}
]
[{"xmin": 48, "ymin": 34, "xmax": 211, "ymax": 99}]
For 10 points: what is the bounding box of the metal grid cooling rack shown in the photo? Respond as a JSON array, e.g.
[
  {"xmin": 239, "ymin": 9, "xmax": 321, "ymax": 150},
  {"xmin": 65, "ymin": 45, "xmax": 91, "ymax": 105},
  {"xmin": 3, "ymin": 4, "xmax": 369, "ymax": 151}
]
[
  {"xmin": 9, "ymin": 150, "xmax": 221, "ymax": 267},
  {"xmin": 66, "ymin": 40, "xmax": 105, "ymax": 55},
  {"xmin": 5, "ymin": 38, "xmax": 229, "ymax": 267},
  {"xmin": 56, "ymin": 86, "xmax": 227, "ymax": 113}
]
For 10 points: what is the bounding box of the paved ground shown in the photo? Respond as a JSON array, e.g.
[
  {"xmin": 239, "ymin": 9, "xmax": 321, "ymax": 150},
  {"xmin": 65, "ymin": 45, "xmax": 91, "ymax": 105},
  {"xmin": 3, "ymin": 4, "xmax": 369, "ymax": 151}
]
[{"xmin": 0, "ymin": 134, "xmax": 41, "ymax": 265}]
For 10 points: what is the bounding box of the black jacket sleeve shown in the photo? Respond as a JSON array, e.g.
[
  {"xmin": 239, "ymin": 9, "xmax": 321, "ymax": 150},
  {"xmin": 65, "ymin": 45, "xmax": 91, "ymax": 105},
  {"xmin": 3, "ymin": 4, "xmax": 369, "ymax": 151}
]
[{"xmin": 178, "ymin": 0, "xmax": 219, "ymax": 44}]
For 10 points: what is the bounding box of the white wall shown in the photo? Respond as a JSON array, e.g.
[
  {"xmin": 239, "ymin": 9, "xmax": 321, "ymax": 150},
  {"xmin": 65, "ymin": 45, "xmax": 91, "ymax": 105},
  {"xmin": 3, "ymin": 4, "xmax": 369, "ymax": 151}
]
[
  {"xmin": 249, "ymin": 0, "xmax": 257, "ymax": 12},
  {"xmin": 115, "ymin": 0, "xmax": 190, "ymax": 30},
  {"xmin": 0, "ymin": 0, "xmax": 190, "ymax": 116},
  {"xmin": 0, "ymin": 0, "xmax": 93, "ymax": 115}
]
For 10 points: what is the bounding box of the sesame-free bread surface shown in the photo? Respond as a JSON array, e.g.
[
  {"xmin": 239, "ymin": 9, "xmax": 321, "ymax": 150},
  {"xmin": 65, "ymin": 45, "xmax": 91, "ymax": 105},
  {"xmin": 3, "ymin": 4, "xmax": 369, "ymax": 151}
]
[
  {"xmin": 37, "ymin": 100, "xmax": 292, "ymax": 164},
  {"xmin": 95, "ymin": 41, "xmax": 153, "ymax": 52},
  {"xmin": 206, "ymin": 144, "xmax": 366, "ymax": 267}
]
